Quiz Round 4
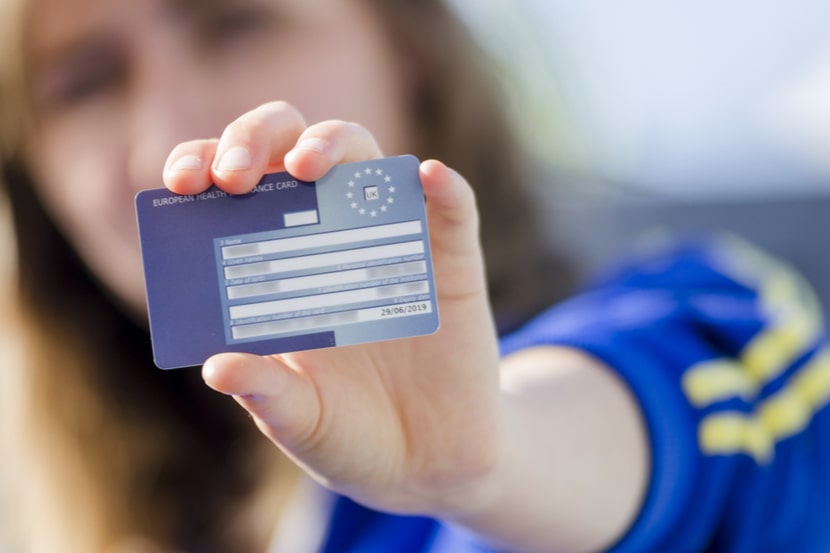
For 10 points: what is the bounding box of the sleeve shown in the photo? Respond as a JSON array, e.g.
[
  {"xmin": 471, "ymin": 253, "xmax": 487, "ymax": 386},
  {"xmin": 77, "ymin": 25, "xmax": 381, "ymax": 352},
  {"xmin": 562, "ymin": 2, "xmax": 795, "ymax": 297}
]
[{"xmin": 498, "ymin": 236, "xmax": 830, "ymax": 552}]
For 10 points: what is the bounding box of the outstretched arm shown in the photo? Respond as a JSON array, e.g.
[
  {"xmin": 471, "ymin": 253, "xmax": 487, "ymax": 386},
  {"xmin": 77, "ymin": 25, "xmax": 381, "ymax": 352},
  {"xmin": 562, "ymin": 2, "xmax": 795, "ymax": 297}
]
[{"xmin": 163, "ymin": 101, "xmax": 650, "ymax": 553}]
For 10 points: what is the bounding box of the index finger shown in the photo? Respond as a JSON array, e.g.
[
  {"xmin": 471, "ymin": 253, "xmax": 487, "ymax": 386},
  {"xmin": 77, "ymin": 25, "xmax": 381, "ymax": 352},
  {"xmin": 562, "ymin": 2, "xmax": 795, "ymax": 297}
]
[
  {"xmin": 282, "ymin": 120, "xmax": 385, "ymax": 183},
  {"xmin": 163, "ymin": 101, "xmax": 307, "ymax": 195}
]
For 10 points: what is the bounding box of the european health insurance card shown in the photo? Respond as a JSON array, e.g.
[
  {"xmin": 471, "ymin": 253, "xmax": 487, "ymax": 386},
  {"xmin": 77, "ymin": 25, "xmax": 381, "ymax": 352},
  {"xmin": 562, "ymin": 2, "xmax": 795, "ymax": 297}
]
[{"xmin": 136, "ymin": 155, "xmax": 440, "ymax": 369}]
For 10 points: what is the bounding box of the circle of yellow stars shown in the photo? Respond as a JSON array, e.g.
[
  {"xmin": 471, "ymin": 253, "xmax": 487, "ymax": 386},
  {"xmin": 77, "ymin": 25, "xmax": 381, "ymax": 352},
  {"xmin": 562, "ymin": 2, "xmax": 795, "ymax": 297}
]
[{"xmin": 345, "ymin": 165, "xmax": 396, "ymax": 217}]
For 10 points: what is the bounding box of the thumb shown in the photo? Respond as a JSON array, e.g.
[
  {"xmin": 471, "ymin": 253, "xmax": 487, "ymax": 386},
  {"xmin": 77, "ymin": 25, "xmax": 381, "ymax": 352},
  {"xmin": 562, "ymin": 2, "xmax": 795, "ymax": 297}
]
[
  {"xmin": 202, "ymin": 353, "xmax": 322, "ymax": 451},
  {"xmin": 419, "ymin": 159, "xmax": 487, "ymax": 299},
  {"xmin": 420, "ymin": 159, "xmax": 479, "ymax": 250}
]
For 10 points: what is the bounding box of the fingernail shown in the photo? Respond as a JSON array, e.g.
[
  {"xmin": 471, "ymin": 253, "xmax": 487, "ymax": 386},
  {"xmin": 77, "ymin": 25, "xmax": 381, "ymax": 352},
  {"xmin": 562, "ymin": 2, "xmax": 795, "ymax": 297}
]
[
  {"xmin": 217, "ymin": 146, "xmax": 252, "ymax": 172},
  {"xmin": 294, "ymin": 137, "xmax": 329, "ymax": 154},
  {"xmin": 169, "ymin": 154, "xmax": 202, "ymax": 171}
]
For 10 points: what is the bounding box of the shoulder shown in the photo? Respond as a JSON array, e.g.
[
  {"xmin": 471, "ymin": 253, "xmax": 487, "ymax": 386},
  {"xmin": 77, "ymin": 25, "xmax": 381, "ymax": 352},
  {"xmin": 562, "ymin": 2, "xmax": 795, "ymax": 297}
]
[
  {"xmin": 502, "ymin": 233, "xmax": 818, "ymax": 360},
  {"xmin": 500, "ymin": 233, "xmax": 830, "ymax": 551}
]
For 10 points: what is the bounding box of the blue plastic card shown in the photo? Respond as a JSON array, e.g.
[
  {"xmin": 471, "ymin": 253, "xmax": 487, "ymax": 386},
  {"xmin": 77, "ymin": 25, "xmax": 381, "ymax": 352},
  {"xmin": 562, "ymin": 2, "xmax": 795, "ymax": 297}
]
[{"xmin": 136, "ymin": 155, "xmax": 439, "ymax": 369}]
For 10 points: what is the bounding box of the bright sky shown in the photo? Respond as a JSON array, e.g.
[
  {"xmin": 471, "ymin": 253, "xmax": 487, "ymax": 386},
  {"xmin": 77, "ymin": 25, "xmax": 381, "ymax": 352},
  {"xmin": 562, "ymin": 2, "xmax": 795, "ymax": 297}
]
[{"xmin": 451, "ymin": 0, "xmax": 830, "ymax": 199}]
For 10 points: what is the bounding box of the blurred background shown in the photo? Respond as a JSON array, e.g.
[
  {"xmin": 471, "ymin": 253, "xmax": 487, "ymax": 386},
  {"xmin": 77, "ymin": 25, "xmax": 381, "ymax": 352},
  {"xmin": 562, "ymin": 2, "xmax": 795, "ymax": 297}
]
[
  {"xmin": 450, "ymin": 0, "xmax": 830, "ymax": 310},
  {"xmin": 2, "ymin": 0, "xmax": 828, "ymax": 308},
  {"xmin": 0, "ymin": 2, "xmax": 826, "ymax": 548}
]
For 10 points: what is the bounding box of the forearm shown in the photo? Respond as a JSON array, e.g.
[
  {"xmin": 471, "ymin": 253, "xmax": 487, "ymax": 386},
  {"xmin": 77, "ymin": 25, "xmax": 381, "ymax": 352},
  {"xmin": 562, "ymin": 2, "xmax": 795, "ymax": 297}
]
[{"xmin": 442, "ymin": 346, "xmax": 650, "ymax": 553}]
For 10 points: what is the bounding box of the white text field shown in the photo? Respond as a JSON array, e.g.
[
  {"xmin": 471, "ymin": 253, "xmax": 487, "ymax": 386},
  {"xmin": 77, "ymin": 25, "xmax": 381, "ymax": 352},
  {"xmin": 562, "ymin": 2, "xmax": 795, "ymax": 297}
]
[
  {"xmin": 222, "ymin": 220, "xmax": 423, "ymax": 260},
  {"xmin": 232, "ymin": 300, "xmax": 434, "ymax": 340},
  {"xmin": 230, "ymin": 280, "xmax": 430, "ymax": 320},
  {"xmin": 224, "ymin": 241, "xmax": 424, "ymax": 280},
  {"xmin": 227, "ymin": 261, "xmax": 427, "ymax": 300}
]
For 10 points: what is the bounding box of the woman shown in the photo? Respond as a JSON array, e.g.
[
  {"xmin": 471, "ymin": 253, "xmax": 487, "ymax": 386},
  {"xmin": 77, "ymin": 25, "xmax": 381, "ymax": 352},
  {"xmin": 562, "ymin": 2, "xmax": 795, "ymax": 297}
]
[
  {"xmin": 2, "ymin": 0, "xmax": 647, "ymax": 551},
  {"xmin": 3, "ymin": 1, "xmax": 827, "ymax": 553}
]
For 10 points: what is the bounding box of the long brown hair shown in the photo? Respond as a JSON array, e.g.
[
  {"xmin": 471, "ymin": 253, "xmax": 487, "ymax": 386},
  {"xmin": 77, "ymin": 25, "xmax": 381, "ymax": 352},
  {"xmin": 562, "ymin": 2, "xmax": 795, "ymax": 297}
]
[{"xmin": 0, "ymin": 0, "xmax": 574, "ymax": 551}]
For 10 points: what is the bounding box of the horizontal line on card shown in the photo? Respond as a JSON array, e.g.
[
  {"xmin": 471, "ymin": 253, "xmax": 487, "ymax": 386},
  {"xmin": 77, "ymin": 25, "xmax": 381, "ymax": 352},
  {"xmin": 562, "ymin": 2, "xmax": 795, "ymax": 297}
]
[
  {"xmin": 222, "ymin": 220, "xmax": 423, "ymax": 259},
  {"xmin": 229, "ymin": 280, "xmax": 430, "ymax": 320},
  {"xmin": 227, "ymin": 261, "xmax": 428, "ymax": 300},
  {"xmin": 223, "ymin": 241, "xmax": 424, "ymax": 280},
  {"xmin": 232, "ymin": 300, "xmax": 434, "ymax": 340}
]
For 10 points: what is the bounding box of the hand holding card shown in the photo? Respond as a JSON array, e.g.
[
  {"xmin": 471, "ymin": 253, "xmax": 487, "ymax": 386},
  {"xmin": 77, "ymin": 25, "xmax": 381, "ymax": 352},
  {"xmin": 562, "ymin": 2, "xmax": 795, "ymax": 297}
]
[
  {"xmin": 137, "ymin": 155, "xmax": 440, "ymax": 369},
  {"xmin": 156, "ymin": 107, "xmax": 504, "ymax": 524}
]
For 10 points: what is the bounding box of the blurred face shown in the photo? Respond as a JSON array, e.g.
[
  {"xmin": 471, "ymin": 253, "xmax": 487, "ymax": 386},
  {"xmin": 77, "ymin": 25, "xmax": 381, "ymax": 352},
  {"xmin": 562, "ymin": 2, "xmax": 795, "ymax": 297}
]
[{"xmin": 23, "ymin": 0, "xmax": 414, "ymax": 316}]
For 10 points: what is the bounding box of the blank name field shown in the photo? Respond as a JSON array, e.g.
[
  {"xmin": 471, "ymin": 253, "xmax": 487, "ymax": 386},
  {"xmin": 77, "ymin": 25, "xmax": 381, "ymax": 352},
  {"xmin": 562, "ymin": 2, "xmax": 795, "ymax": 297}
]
[
  {"xmin": 227, "ymin": 261, "xmax": 428, "ymax": 300},
  {"xmin": 222, "ymin": 220, "xmax": 423, "ymax": 260},
  {"xmin": 224, "ymin": 240, "xmax": 424, "ymax": 280},
  {"xmin": 229, "ymin": 280, "xmax": 430, "ymax": 320}
]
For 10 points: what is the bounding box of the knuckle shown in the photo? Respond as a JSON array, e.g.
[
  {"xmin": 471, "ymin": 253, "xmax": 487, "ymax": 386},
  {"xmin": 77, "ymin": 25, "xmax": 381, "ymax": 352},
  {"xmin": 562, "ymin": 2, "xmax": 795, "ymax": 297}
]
[
  {"xmin": 260, "ymin": 101, "xmax": 307, "ymax": 132},
  {"xmin": 311, "ymin": 119, "xmax": 370, "ymax": 140},
  {"xmin": 223, "ymin": 101, "xmax": 308, "ymax": 141}
]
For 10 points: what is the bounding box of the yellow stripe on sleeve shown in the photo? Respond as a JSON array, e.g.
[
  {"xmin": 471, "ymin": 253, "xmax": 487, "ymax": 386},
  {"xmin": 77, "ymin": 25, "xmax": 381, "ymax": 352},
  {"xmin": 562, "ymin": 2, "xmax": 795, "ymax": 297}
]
[
  {"xmin": 635, "ymin": 236, "xmax": 828, "ymax": 464},
  {"xmin": 758, "ymin": 388, "xmax": 812, "ymax": 440},
  {"xmin": 683, "ymin": 238, "xmax": 822, "ymax": 410},
  {"xmin": 741, "ymin": 270, "xmax": 822, "ymax": 384},
  {"xmin": 682, "ymin": 360, "xmax": 756, "ymax": 407},
  {"xmin": 698, "ymin": 349, "xmax": 830, "ymax": 463},
  {"xmin": 792, "ymin": 350, "xmax": 830, "ymax": 411},
  {"xmin": 699, "ymin": 414, "xmax": 774, "ymax": 464}
]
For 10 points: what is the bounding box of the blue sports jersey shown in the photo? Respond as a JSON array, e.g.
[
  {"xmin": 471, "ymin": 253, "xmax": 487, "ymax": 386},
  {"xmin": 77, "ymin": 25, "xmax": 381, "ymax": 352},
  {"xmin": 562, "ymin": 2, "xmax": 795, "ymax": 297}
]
[{"xmin": 317, "ymin": 236, "xmax": 830, "ymax": 553}]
